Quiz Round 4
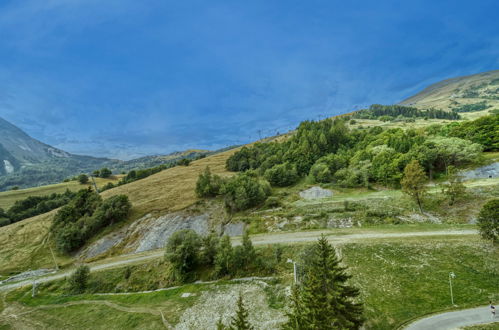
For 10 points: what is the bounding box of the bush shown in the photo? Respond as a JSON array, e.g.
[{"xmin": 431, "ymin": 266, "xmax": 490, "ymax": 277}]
[
  {"xmin": 78, "ymin": 174, "xmax": 89, "ymax": 184},
  {"xmin": 67, "ymin": 265, "xmax": 90, "ymax": 294},
  {"xmin": 165, "ymin": 229, "xmax": 202, "ymax": 282},
  {"xmin": 99, "ymin": 168, "xmax": 112, "ymax": 178},
  {"xmin": 215, "ymin": 235, "xmax": 234, "ymax": 276},
  {"xmin": 264, "ymin": 162, "xmax": 299, "ymax": 187},
  {"xmin": 222, "ymin": 172, "xmax": 271, "ymax": 212},
  {"xmin": 477, "ymin": 199, "xmax": 499, "ymax": 244},
  {"xmin": 309, "ymin": 163, "xmax": 332, "ymax": 183},
  {"xmin": 195, "ymin": 167, "xmax": 224, "ymax": 197}
]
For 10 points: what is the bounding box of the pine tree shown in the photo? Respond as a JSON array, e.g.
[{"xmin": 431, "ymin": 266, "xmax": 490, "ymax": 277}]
[
  {"xmin": 286, "ymin": 235, "xmax": 364, "ymax": 329},
  {"xmin": 230, "ymin": 293, "xmax": 253, "ymax": 330},
  {"xmin": 283, "ymin": 285, "xmax": 304, "ymax": 330},
  {"xmin": 216, "ymin": 317, "xmax": 227, "ymax": 330},
  {"xmin": 401, "ymin": 160, "xmax": 427, "ymax": 213}
]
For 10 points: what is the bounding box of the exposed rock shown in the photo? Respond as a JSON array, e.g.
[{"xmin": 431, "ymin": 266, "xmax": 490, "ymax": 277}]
[
  {"xmin": 462, "ymin": 162, "xmax": 499, "ymax": 179},
  {"xmin": 327, "ymin": 218, "xmax": 356, "ymax": 228},
  {"xmin": 299, "ymin": 186, "xmax": 333, "ymax": 200},
  {"xmin": 175, "ymin": 283, "xmax": 286, "ymax": 329},
  {"xmin": 131, "ymin": 213, "xmax": 210, "ymax": 253},
  {"xmin": 223, "ymin": 222, "xmax": 245, "ymax": 236},
  {"xmin": 397, "ymin": 213, "xmax": 442, "ymax": 224},
  {"xmin": 0, "ymin": 269, "xmax": 55, "ymax": 285},
  {"xmin": 80, "ymin": 212, "xmax": 212, "ymax": 259},
  {"xmin": 79, "ymin": 233, "xmax": 125, "ymax": 260}
]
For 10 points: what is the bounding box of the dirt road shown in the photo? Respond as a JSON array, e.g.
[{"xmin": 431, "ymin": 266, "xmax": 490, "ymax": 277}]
[{"xmin": 0, "ymin": 228, "xmax": 477, "ymax": 293}]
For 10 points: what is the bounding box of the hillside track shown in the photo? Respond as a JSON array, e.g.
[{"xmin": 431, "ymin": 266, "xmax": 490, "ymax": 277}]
[{"xmin": 0, "ymin": 229, "xmax": 477, "ymax": 293}]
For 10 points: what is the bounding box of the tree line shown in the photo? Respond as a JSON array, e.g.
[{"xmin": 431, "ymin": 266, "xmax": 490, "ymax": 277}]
[
  {"xmin": 351, "ymin": 104, "xmax": 460, "ymax": 120},
  {"xmin": 223, "ymin": 115, "xmax": 493, "ymax": 192},
  {"xmin": 50, "ymin": 188, "xmax": 131, "ymax": 253},
  {"xmin": 0, "ymin": 189, "xmax": 76, "ymax": 227}
]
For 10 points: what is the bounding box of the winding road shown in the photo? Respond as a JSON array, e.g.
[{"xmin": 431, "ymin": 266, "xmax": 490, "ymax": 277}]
[
  {"xmin": 404, "ymin": 306, "xmax": 497, "ymax": 330},
  {"xmin": 0, "ymin": 228, "xmax": 477, "ymax": 293}
]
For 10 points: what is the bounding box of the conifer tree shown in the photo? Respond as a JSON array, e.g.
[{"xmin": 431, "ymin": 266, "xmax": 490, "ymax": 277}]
[
  {"xmin": 285, "ymin": 235, "xmax": 364, "ymax": 329},
  {"xmin": 283, "ymin": 285, "xmax": 304, "ymax": 330},
  {"xmin": 230, "ymin": 293, "xmax": 254, "ymax": 330}
]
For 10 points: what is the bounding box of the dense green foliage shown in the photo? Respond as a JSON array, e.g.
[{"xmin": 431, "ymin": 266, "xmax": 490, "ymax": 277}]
[
  {"xmin": 0, "ymin": 189, "xmax": 76, "ymax": 227},
  {"xmin": 285, "ymin": 235, "xmax": 363, "ymax": 329},
  {"xmin": 452, "ymin": 101, "xmax": 490, "ymax": 113},
  {"xmin": 222, "ymin": 172, "xmax": 271, "ymax": 212},
  {"xmin": 164, "ymin": 230, "xmax": 275, "ymax": 283},
  {"xmin": 196, "ymin": 167, "xmax": 224, "ymax": 197},
  {"xmin": 446, "ymin": 114, "xmax": 499, "ymax": 151},
  {"xmin": 51, "ymin": 189, "xmax": 131, "ymax": 253},
  {"xmin": 78, "ymin": 174, "xmax": 89, "ymax": 184},
  {"xmin": 264, "ymin": 162, "xmax": 299, "ymax": 187},
  {"xmin": 67, "ymin": 265, "xmax": 90, "ymax": 294},
  {"xmin": 226, "ymin": 116, "xmax": 485, "ymax": 190},
  {"xmin": 352, "ymin": 104, "xmax": 460, "ymax": 120},
  {"xmin": 196, "ymin": 169, "xmax": 271, "ymax": 211},
  {"xmin": 477, "ymin": 199, "xmax": 499, "ymax": 244},
  {"xmin": 165, "ymin": 229, "xmax": 202, "ymax": 282},
  {"xmin": 93, "ymin": 167, "xmax": 112, "ymax": 178}
]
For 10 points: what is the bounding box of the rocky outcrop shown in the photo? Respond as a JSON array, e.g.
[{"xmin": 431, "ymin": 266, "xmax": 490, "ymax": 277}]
[
  {"xmin": 462, "ymin": 162, "xmax": 499, "ymax": 179},
  {"xmin": 299, "ymin": 186, "xmax": 333, "ymax": 200}
]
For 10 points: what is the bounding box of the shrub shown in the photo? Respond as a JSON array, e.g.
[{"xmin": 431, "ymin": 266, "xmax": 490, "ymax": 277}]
[
  {"xmin": 477, "ymin": 199, "xmax": 499, "ymax": 244},
  {"xmin": 222, "ymin": 172, "xmax": 271, "ymax": 212},
  {"xmin": 195, "ymin": 167, "xmax": 224, "ymax": 197},
  {"xmin": 78, "ymin": 174, "xmax": 89, "ymax": 184},
  {"xmin": 309, "ymin": 163, "xmax": 332, "ymax": 183},
  {"xmin": 99, "ymin": 168, "xmax": 112, "ymax": 178},
  {"xmin": 67, "ymin": 265, "xmax": 90, "ymax": 294},
  {"xmin": 264, "ymin": 162, "xmax": 299, "ymax": 187},
  {"xmin": 165, "ymin": 229, "xmax": 202, "ymax": 282}
]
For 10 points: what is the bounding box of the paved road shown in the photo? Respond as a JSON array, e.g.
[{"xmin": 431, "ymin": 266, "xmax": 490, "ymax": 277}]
[
  {"xmin": 0, "ymin": 229, "xmax": 477, "ymax": 293},
  {"xmin": 405, "ymin": 306, "xmax": 497, "ymax": 330}
]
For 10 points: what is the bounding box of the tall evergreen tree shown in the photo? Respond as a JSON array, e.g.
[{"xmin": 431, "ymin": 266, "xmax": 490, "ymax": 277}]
[
  {"xmin": 285, "ymin": 235, "xmax": 364, "ymax": 329},
  {"xmin": 230, "ymin": 293, "xmax": 254, "ymax": 330}
]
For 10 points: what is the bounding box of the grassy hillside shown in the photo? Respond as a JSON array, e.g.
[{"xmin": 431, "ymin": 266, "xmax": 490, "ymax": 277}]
[
  {"xmin": 3, "ymin": 235, "xmax": 497, "ymax": 329},
  {"xmin": 0, "ymin": 149, "xmax": 237, "ymax": 275},
  {"xmin": 400, "ymin": 70, "xmax": 499, "ymax": 112},
  {"xmin": 0, "ymin": 176, "xmax": 122, "ymax": 210}
]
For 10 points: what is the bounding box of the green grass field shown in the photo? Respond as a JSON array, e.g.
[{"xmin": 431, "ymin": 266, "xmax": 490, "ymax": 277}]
[{"xmin": 3, "ymin": 234, "xmax": 497, "ymax": 329}]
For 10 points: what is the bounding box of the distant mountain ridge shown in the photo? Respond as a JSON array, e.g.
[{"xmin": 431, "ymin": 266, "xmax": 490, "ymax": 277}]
[
  {"xmin": 0, "ymin": 116, "xmax": 212, "ymax": 191},
  {"xmin": 400, "ymin": 70, "xmax": 499, "ymax": 111}
]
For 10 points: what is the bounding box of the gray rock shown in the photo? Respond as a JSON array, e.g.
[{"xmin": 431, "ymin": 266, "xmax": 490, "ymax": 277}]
[
  {"xmin": 299, "ymin": 186, "xmax": 333, "ymax": 200},
  {"xmin": 0, "ymin": 268, "xmax": 54, "ymax": 285},
  {"xmin": 79, "ymin": 234, "xmax": 124, "ymax": 259},
  {"xmin": 223, "ymin": 222, "xmax": 245, "ymax": 236},
  {"xmin": 134, "ymin": 213, "xmax": 210, "ymax": 253},
  {"xmin": 461, "ymin": 162, "xmax": 499, "ymax": 179}
]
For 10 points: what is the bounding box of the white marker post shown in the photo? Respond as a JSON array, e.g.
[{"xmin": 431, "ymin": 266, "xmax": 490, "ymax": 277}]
[{"xmin": 449, "ymin": 272, "xmax": 456, "ymax": 306}]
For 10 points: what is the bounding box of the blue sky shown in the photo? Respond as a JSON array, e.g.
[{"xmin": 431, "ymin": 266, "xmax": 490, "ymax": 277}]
[{"xmin": 0, "ymin": 0, "xmax": 498, "ymax": 160}]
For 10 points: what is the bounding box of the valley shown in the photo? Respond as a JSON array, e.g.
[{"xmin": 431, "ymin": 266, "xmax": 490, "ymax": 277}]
[{"xmin": 0, "ymin": 70, "xmax": 498, "ymax": 329}]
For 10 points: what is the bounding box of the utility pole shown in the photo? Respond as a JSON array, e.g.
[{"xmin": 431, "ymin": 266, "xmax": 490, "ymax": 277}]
[
  {"xmin": 90, "ymin": 174, "xmax": 99, "ymax": 193},
  {"xmin": 32, "ymin": 280, "xmax": 38, "ymax": 297},
  {"xmin": 449, "ymin": 272, "xmax": 456, "ymax": 306},
  {"xmin": 257, "ymin": 130, "xmax": 262, "ymax": 140},
  {"xmin": 287, "ymin": 259, "xmax": 298, "ymax": 284}
]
